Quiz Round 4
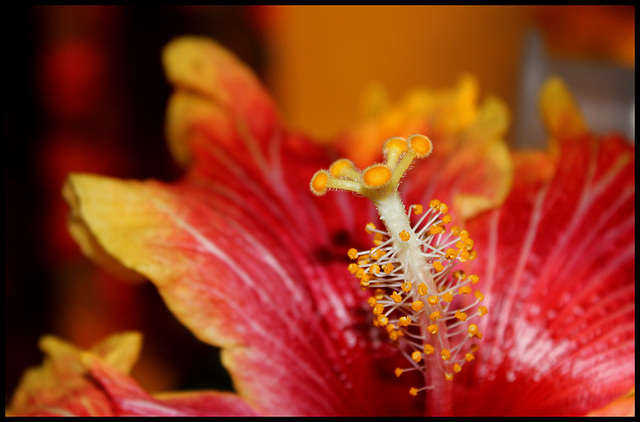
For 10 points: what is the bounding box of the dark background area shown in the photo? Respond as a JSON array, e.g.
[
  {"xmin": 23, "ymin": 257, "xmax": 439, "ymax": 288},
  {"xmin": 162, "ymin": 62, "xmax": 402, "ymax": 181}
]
[{"xmin": 6, "ymin": 5, "xmax": 267, "ymax": 402}]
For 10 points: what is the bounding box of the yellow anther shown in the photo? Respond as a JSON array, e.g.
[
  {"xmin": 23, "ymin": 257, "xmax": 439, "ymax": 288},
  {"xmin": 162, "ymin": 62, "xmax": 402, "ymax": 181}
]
[
  {"xmin": 455, "ymin": 310, "xmax": 467, "ymax": 321},
  {"xmin": 429, "ymin": 224, "xmax": 445, "ymax": 235},
  {"xmin": 469, "ymin": 250, "xmax": 478, "ymax": 260},
  {"xmin": 365, "ymin": 222, "xmax": 377, "ymax": 234},
  {"xmin": 453, "ymin": 270, "xmax": 467, "ymax": 280},
  {"xmin": 475, "ymin": 290, "xmax": 485, "ymax": 301},
  {"xmin": 430, "ymin": 311, "xmax": 442, "ymax": 321},
  {"xmin": 459, "ymin": 230, "xmax": 469, "ymax": 240},
  {"xmin": 377, "ymin": 314, "xmax": 389, "ymax": 326},
  {"xmin": 442, "ymin": 214, "xmax": 453, "ymax": 224},
  {"xmin": 363, "ymin": 164, "xmax": 392, "ymax": 188},
  {"xmin": 373, "ymin": 238, "xmax": 382, "ymax": 247},
  {"xmin": 399, "ymin": 316, "xmax": 412, "ymax": 327},
  {"xmin": 357, "ymin": 255, "xmax": 370, "ymax": 265},
  {"xmin": 455, "ymin": 240, "xmax": 467, "ymax": 250},
  {"xmin": 408, "ymin": 134, "xmax": 433, "ymax": 158},
  {"xmin": 445, "ymin": 248, "xmax": 458, "ymax": 260},
  {"xmin": 468, "ymin": 324, "xmax": 479, "ymax": 336},
  {"xmin": 427, "ymin": 295, "xmax": 440, "ymax": 305},
  {"xmin": 458, "ymin": 285, "xmax": 472, "ymax": 295},
  {"xmin": 370, "ymin": 264, "xmax": 380, "ymax": 275},
  {"xmin": 432, "ymin": 261, "xmax": 444, "ymax": 273},
  {"xmin": 424, "ymin": 344, "xmax": 435, "ymax": 355},
  {"xmin": 418, "ymin": 283, "xmax": 428, "ymax": 295},
  {"xmin": 451, "ymin": 225, "xmax": 461, "ymax": 235},
  {"xmin": 411, "ymin": 351, "xmax": 423, "ymax": 363},
  {"xmin": 475, "ymin": 331, "xmax": 483, "ymax": 339},
  {"xmin": 347, "ymin": 263, "xmax": 359, "ymax": 274},
  {"xmin": 427, "ymin": 324, "xmax": 439, "ymax": 334},
  {"xmin": 374, "ymin": 289, "xmax": 385, "ymax": 300},
  {"xmin": 360, "ymin": 273, "xmax": 371, "ymax": 283},
  {"xmin": 445, "ymin": 373, "xmax": 454, "ymax": 381},
  {"xmin": 395, "ymin": 367, "xmax": 404, "ymax": 377},
  {"xmin": 465, "ymin": 352, "xmax": 475, "ymax": 362},
  {"xmin": 355, "ymin": 268, "xmax": 365, "ymax": 279},
  {"xmin": 453, "ymin": 363, "xmax": 462, "ymax": 373},
  {"xmin": 367, "ymin": 297, "xmax": 377, "ymax": 307},
  {"xmin": 441, "ymin": 349, "xmax": 451, "ymax": 360},
  {"xmin": 409, "ymin": 387, "xmax": 419, "ymax": 397},
  {"xmin": 439, "ymin": 202, "xmax": 449, "ymax": 214},
  {"xmin": 360, "ymin": 279, "xmax": 370, "ymax": 288},
  {"xmin": 412, "ymin": 204, "xmax": 423, "ymax": 215},
  {"xmin": 389, "ymin": 330, "xmax": 400, "ymax": 341},
  {"xmin": 442, "ymin": 292, "xmax": 454, "ymax": 302},
  {"xmin": 386, "ymin": 324, "xmax": 396, "ymax": 333},
  {"xmin": 459, "ymin": 250, "xmax": 470, "ymax": 262},
  {"xmin": 429, "ymin": 199, "xmax": 441, "ymax": 209},
  {"xmin": 373, "ymin": 303, "xmax": 384, "ymax": 315},
  {"xmin": 399, "ymin": 230, "xmax": 411, "ymax": 241},
  {"xmin": 347, "ymin": 248, "xmax": 358, "ymax": 260},
  {"xmin": 478, "ymin": 306, "xmax": 488, "ymax": 316},
  {"xmin": 310, "ymin": 170, "xmax": 329, "ymax": 196},
  {"xmin": 373, "ymin": 249, "xmax": 386, "ymax": 260},
  {"xmin": 401, "ymin": 281, "xmax": 412, "ymax": 293},
  {"xmin": 391, "ymin": 291, "xmax": 403, "ymax": 303},
  {"xmin": 469, "ymin": 274, "xmax": 479, "ymax": 284},
  {"xmin": 383, "ymin": 263, "xmax": 394, "ymax": 274},
  {"xmin": 411, "ymin": 300, "xmax": 424, "ymax": 312},
  {"xmin": 464, "ymin": 237, "xmax": 474, "ymax": 248}
]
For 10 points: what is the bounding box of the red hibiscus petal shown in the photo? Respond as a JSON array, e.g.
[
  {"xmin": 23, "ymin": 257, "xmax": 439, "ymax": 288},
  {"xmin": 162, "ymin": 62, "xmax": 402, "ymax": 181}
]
[
  {"xmin": 8, "ymin": 332, "xmax": 138, "ymax": 416},
  {"xmin": 62, "ymin": 37, "xmax": 424, "ymax": 415},
  {"xmin": 8, "ymin": 331, "xmax": 257, "ymax": 417},
  {"xmin": 84, "ymin": 354, "xmax": 257, "ymax": 416},
  {"xmin": 457, "ymin": 131, "xmax": 634, "ymax": 415},
  {"xmin": 63, "ymin": 169, "xmax": 421, "ymax": 415}
]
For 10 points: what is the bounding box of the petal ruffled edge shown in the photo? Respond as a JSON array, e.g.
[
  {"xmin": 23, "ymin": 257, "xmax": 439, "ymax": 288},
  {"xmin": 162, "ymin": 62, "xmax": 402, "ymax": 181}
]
[
  {"xmin": 7, "ymin": 332, "xmax": 141, "ymax": 416},
  {"xmin": 162, "ymin": 36, "xmax": 281, "ymax": 169},
  {"xmin": 84, "ymin": 353, "xmax": 257, "ymax": 416},
  {"xmin": 7, "ymin": 332, "xmax": 257, "ymax": 416},
  {"xmin": 63, "ymin": 178, "xmax": 146, "ymax": 283}
]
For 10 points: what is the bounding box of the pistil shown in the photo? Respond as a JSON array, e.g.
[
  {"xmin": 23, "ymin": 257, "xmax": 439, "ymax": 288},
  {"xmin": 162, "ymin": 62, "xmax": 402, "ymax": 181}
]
[{"xmin": 310, "ymin": 135, "xmax": 487, "ymax": 415}]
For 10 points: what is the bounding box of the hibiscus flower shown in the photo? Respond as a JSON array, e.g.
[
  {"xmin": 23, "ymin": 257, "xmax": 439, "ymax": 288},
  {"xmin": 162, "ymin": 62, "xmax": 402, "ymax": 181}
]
[{"xmin": 7, "ymin": 36, "xmax": 634, "ymax": 416}]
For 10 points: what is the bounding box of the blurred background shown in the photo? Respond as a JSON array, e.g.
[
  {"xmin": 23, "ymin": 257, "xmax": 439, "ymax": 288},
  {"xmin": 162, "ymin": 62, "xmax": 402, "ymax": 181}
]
[{"xmin": 5, "ymin": 6, "xmax": 635, "ymax": 402}]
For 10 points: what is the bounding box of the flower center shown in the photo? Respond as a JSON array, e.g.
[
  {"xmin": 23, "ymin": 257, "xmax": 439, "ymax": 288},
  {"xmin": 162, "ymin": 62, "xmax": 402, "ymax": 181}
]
[{"xmin": 310, "ymin": 135, "xmax": 488, "ymax": 401}]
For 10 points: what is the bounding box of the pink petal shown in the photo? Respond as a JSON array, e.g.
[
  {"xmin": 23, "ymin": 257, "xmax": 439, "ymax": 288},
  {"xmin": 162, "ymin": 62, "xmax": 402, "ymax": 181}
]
[{"xmin": 458, "ymin": 133, "xmax": 634, "ymax": 415}]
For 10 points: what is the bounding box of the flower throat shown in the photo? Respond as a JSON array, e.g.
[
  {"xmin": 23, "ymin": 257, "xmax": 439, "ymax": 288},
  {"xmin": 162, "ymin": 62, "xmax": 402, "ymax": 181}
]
[{"xmin": 310, "ymin": 135, "xmax": 487, "ymax": 406}]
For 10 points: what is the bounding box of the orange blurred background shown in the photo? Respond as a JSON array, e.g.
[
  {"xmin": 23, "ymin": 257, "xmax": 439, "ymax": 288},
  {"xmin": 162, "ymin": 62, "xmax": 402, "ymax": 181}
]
[
  {"xmin": 5, "ymin": 5, "xmax": 634, "ymax": 402},
  {"xmin": 261, "ymin": 6, "xmax": 634, "ymax": 140}
]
